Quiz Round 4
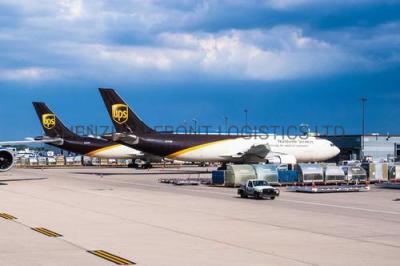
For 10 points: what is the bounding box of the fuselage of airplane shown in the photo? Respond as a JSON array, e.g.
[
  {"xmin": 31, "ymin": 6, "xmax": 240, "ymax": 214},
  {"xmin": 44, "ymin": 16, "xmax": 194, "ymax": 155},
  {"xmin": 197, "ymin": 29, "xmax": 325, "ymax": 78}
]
[
  {"xmin": 51, "ymin": 136, "xmax": 144, "ymax": 159},
  {"xmin": 119, "ymin": 133, "xmax": 339, "ymax": 163}
]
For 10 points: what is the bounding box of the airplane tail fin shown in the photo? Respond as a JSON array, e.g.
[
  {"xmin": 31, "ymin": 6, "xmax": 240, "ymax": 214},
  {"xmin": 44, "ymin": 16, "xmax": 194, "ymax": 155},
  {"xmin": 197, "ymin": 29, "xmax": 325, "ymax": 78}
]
[
  {"xmin": 32, "ymin": 102, "xmax": 76, "ymax": 138},
  {"xmin": 98, "ymin": 88, "xmax": 155, "ymax": 136}
]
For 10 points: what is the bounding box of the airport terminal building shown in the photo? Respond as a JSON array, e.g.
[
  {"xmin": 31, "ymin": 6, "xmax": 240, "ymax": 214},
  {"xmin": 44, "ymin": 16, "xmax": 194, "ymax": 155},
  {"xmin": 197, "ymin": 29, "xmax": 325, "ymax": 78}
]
[{"xmin": 324, "ymin": 134, "xmax": 400, "ymax": 162}]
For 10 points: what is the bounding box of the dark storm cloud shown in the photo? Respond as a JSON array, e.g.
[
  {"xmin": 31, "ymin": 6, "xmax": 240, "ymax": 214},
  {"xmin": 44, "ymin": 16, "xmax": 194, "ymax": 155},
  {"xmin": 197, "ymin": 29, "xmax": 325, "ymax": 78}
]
[{"xmin": 0, "ymin": 0, "xmax": 399, "ymax": 83}]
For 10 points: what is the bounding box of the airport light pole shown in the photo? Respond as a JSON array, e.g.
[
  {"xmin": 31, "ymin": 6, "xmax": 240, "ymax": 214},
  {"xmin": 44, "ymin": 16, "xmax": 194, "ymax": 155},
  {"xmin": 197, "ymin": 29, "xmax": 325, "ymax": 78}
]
[
  {"xmin": 361, "ymin": 97, "xmax": 367, "ymax": 160},
  {"xmin": 183, "ymin": 120, "xmax": 187, "ymax": 133},
  {"xmin": 224, "ymin": 116, "xmax": 228, "ymax": 133},
  {"xmin": 244, "ymin": 109, "xmax": 248, "ymax": 127},
  {"xmin": 192, "ymin": 118, "xmax": 197, "ymax": 134}
]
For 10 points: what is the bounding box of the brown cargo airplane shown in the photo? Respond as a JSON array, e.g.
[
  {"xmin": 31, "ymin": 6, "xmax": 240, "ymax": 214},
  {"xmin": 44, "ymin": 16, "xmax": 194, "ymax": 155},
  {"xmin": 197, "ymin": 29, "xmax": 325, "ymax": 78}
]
[
  {"xmin": 99, "ymin": 88, "xmax": 340, "ymax": 165},
  {"xmin": 0, "ymin": 103, "xmax": 161, "ymax": 169},
  {"xmin": 32, "ymin": 102, "xmax": 162, "ymax": 168}
]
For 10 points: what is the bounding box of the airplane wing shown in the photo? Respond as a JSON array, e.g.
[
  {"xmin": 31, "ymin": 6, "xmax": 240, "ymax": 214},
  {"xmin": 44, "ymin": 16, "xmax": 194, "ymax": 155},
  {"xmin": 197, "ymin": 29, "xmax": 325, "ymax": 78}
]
[
  {"xmin": 219, "ymin": 144, "xmax": 296, "ymax": 164},
  {"xmin": 0, "ymin": 137, "xmax": 64, "ymax": 146},
  {"xmin": 102, "ymin": 133, "xmax": 139, "ymax": 145},
  {"xmin": 245, "ymin": 144, "xmax": 271, "ymax": 158},
  {"xmin": 220, "ymin": 144, "xmax": 271, "ymax": 161}
]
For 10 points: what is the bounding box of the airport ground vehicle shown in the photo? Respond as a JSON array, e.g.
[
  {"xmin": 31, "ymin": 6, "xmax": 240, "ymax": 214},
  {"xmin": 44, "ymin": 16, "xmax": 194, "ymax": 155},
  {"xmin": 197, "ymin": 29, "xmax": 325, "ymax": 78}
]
[{"xmin": 238, "ymin": 179, "xmax": 280, "ymax": 199}]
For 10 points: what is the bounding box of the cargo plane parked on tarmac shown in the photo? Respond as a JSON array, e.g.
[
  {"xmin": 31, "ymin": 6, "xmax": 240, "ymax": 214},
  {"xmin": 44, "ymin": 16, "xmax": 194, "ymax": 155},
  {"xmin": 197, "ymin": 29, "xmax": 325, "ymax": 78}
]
[
  {"xmin": 1, "ymin": 103, "xmax": 161, "ymax": 168},
  {"xmin": 99, "ymin": 88, "xmax": 340, "ymax": 165}
]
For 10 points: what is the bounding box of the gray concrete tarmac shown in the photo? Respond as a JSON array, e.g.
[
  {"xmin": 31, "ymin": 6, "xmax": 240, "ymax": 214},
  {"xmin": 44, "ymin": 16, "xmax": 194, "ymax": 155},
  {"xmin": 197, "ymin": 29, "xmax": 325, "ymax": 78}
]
[{"xmin": 1, "ymin": 167, "xmax": 399, "ymax": 265}]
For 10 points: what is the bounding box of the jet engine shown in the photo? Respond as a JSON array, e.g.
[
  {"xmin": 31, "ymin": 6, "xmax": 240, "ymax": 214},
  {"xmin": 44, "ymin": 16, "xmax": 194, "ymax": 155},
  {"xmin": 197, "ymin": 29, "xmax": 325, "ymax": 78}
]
[
  {"xmin": 0, "ymin": 149, "xmax": 14, "ymax": 172},
  {"xmin": 265, "ymin": 154, "xmax": 297, "ymax": 164}
]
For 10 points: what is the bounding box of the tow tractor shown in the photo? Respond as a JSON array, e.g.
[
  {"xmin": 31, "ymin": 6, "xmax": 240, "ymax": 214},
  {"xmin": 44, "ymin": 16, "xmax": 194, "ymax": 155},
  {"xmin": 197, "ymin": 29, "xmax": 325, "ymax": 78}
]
[{"xmin": 238, "ymin": 179, "xmax": 280, "ymax": 199}]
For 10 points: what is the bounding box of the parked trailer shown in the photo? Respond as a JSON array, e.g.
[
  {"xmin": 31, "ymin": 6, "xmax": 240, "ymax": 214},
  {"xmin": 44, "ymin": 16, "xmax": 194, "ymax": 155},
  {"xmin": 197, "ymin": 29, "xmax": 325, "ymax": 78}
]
[
  {"xmin": 159, "ymin": 178, "xmax": 209, "ymax": 186},
  {"xmin": 74, "ymin": 156, "xmax": 82, "ymax": 166},
  {"xmin": 224, "ymin": 165, "xmax": 256, "ymax": 187},
  {"xmin": 38, "ymin": 157, "xmax": 47, "ymax": 166},
  {"xmin": 287, "ymin": 184, "xmax": 370, "ymax": 193},
  {"xmin": 28, "ymin": 157, "xmax": 38, "ymax": 166},
  {"xmin": 251, "ymin": 164, "xmax": 279, "ymax": 185},
  {"xmin": 65, "ymin": 156, "xmax": 74, "ymax": 165},
  {"xmin": 278, "ymin": 170, "xmax": 299, "ymax": 184},
  {"xmin": 376, "ymin": 164, "xmax": 400, "ymax": 189},
  {"xmin": 324, "ymin": 165, "xmax": 346, "ymax": 184},
  {"xmin": 341, "ymin": 165, "xmax": 367, "ymax": 182},
  {"xmin": 56, "ymin": 156, "xmax": 65, "ymax": 166},
  {"xmin": 211, "ymin": 170, "xmax": 225, "ymax": 185},
  {"xmin": 364, "ymin": 162, "xmax": 389, "ymax": 182},
  {"xmin": 389, "ymin": 165, "xmax": 400, "ymax": 181},
  {"xmin": 296, "ymin": 163, "xmax": 324, "ymax": 184},
  {"xmin": 47, "ymin": 157, "xmax": 56, "ymax": 166}
]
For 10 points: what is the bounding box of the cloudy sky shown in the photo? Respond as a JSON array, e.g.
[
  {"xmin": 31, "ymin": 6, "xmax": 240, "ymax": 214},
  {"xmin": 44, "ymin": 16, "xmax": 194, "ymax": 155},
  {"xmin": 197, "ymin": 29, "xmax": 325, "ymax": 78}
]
[{"xmin": 0, "ymin": 0, "xmax": 400, "ymax": 139}]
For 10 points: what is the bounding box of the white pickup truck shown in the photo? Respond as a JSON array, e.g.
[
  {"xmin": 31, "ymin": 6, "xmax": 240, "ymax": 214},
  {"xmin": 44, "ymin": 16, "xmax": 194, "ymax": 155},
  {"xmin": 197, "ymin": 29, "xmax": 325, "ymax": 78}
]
[{"xmin": 238, "ymin": 179, "xmax": 280, "ymax": 200}]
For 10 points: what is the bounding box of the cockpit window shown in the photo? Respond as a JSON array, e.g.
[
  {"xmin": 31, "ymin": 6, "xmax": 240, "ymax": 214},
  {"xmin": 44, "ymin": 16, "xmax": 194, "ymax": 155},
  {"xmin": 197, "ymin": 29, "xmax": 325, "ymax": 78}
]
[{"xmin": 330, "ymin": 143, "xmax": 335, "ymax": 147}]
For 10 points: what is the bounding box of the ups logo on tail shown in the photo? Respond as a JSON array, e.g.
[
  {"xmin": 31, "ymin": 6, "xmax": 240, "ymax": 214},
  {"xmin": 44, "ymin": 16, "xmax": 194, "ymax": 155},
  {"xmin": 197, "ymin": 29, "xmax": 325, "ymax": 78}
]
[
  {"xmin": 42, "ymin": 114, "xmax": 56, "ymax": 130},
  {"xmin": 112, "ymin": 104, "xmax": 128, "ymax": 124}
]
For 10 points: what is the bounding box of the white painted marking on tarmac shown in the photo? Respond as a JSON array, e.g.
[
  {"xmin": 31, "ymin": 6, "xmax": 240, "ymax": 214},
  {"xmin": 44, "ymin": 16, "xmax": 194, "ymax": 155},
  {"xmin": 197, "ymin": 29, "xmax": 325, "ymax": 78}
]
[
  {"xmin": 279, "ymin": 199, "xmax": 400, "ymax": 215},
  {"xmin": 18, "ymin": 169, "xmax": 400, "ymax": 216},
  {"xmin": 111, "ymin": 180, "xmax": 400, "ymax": 215}
]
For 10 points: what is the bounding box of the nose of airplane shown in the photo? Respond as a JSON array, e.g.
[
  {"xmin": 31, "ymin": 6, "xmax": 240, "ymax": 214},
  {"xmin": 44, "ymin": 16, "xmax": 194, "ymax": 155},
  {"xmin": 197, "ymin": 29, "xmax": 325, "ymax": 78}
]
[{"xmin": 332, "ymin": 145, "xmax": 340, "ymax": 157}]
